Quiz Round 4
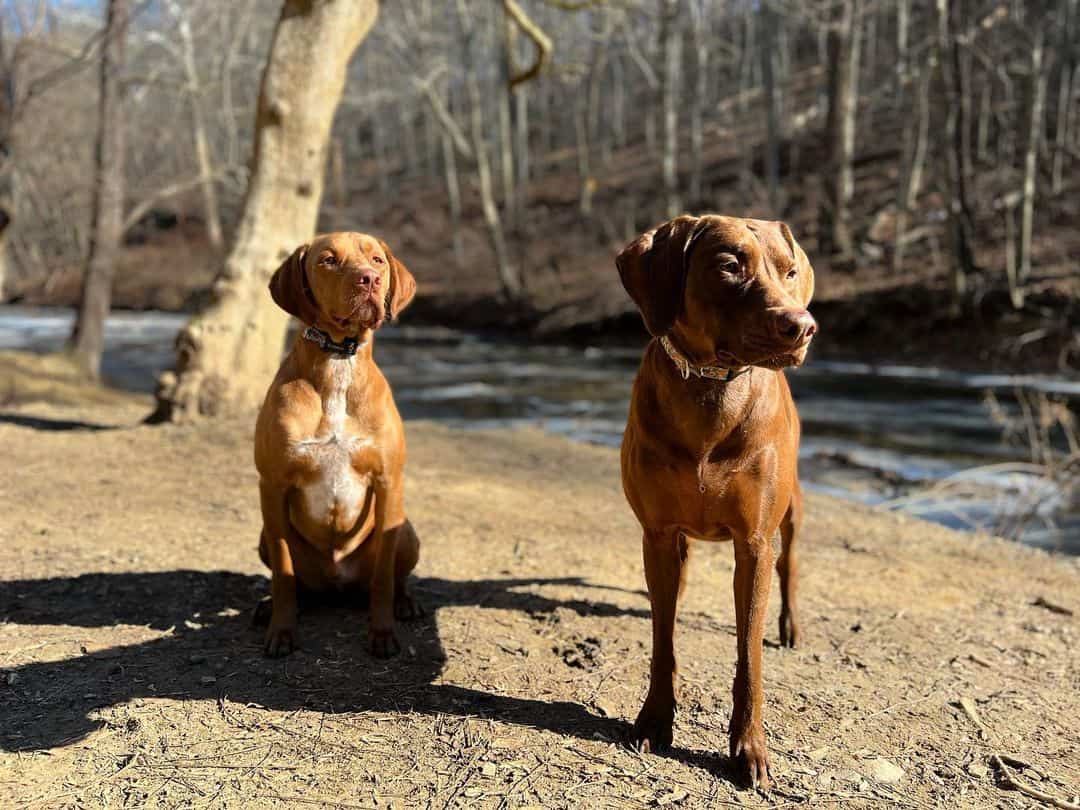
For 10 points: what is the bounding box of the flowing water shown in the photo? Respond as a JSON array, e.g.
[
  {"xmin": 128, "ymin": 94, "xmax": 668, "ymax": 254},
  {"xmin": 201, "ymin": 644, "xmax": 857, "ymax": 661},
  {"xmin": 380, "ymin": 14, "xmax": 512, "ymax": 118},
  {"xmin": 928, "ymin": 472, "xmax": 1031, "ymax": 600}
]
[{"xmin": 3, "ymin": 306, "xmax": 1077, "ymax": 553}]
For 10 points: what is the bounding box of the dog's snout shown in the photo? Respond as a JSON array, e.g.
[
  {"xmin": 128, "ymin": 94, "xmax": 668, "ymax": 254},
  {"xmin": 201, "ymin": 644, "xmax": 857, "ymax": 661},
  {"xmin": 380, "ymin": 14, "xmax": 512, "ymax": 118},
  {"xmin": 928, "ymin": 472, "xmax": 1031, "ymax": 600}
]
[
  {"xmin": 355, "ymin": 269, "xmax": 382, "ymax": 290},
  {"xmin": 773, "ymin": 309, "xmax": 817, "ymax": 345}
]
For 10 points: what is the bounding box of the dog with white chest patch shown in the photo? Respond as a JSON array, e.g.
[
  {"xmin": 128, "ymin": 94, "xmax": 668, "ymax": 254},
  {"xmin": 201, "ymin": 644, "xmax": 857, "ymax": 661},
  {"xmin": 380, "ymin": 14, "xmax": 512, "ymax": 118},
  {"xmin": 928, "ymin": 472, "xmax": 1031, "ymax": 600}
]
[{"xmin": 254, "ymin": 232, "xmax": 420, "ymax": 658}]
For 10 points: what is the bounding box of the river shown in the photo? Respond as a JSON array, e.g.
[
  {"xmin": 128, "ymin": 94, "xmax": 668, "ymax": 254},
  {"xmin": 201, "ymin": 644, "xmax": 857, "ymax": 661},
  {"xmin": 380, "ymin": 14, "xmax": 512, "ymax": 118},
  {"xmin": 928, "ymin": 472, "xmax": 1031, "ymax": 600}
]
[{"xmin": 2, "ymin": 306, "xmax": 1077, "ymax": 553}]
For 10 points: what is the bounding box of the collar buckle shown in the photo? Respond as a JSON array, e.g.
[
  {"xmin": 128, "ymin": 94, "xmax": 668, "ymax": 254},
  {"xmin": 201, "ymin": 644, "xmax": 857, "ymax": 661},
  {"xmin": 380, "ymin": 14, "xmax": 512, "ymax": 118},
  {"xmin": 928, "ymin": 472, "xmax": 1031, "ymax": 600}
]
[{"xmin": 660, "ymin": 335, "xmax": 750, "ymax": 383}]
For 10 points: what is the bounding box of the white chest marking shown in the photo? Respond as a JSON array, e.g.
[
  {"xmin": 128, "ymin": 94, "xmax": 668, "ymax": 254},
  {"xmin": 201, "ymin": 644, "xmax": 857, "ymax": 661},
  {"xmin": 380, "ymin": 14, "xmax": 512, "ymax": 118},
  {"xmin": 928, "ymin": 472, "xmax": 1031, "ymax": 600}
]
[{"xmin": 294, "ymin": 356, "xmax": 373, "ymax": 526}]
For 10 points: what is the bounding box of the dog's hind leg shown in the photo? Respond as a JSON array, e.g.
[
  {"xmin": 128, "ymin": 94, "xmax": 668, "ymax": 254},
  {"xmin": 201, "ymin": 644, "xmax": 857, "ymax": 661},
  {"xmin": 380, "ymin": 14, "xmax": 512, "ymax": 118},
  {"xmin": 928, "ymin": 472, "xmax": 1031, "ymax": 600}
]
[
  {"xmin": 392, "ymin": 519, "xmax": 424, "ymax": 621},
  {"xmin": 776, "ymin": 484, "xmax": 803, "ymax": 648}
]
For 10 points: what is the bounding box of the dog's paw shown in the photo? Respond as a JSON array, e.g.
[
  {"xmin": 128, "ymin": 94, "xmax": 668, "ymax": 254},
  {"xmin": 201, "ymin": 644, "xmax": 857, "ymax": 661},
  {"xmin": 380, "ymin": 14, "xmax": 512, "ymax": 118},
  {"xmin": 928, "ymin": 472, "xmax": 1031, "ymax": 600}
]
[
  {"xmin": 264, "ymin": 624, "xmax": 297, "ymax": 658},
  {"xmin": 779, "ymin": 609, "xmax": 801, "ymax": 648},
  {"xmin": 394, "ymin": 592, "xmax": 425, "ymax": 621},
  {"xmin": 730, "ymin": 721, "xmax": 771, "ymax": 791},
  {"xmin": 629, "ymin": 702, "xmax": 675, "ymax": 753},
  {"xmin": 368, "ymin": 626, "xmax": 401, "ymax": 659}
]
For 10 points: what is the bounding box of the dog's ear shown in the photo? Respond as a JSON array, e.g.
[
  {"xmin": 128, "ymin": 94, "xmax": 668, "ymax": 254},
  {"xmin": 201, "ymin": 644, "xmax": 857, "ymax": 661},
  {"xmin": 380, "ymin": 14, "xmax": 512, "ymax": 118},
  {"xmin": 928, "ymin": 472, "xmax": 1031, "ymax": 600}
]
[
  {"xmin": 379, "ymin": 238, "xmax": 416, "ymax": 321},
  {"xmin": 268, "ymin": 243, "xmax": 320, "ymax": 325},
  {"xmin": 778, "ymin": 221, "xmax": 815, "ymax": 306},
  {"xmin": 616, "ymin": 215, "xmax": 703, "ymax": 336}
]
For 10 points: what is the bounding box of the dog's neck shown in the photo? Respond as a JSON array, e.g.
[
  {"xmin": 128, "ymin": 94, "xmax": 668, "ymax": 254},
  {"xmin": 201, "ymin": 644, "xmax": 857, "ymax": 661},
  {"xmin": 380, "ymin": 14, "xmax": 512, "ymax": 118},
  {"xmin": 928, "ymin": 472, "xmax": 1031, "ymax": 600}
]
[
  {"xmin": 647, "ymin": 338, "xmax": 770, "ymax": 447},
  {"xmin": 294, "ymin": 327, "xmax": 374, "ymax": 402}
]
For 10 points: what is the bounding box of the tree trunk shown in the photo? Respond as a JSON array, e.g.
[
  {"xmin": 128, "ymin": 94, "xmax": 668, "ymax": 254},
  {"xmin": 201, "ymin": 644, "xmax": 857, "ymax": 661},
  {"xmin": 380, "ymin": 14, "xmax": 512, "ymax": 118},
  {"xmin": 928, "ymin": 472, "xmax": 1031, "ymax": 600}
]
[
  {"xmin": 819, "ymin": 0, "xmax": 861, "ymax": 266},
  {"xmin": 1051, "ymin": 0, "xmax": 1077, "ymax": 193},
  {"xmin": 456, "ymin": 0, "xmax": 521, "ymax": 301},
  {"xmin": 1017, "ymin": 26, "xmax": 1049, "ymax": 302},
  {"xmin": 152, "ymin": 0, "xmax": 379, "ymax": 422},
  {"xmin": 441, "ymin": 129, "xmax": 464, "ymax": 265},
  {"xmin": 893, "ymin": 63, "xmax": 931, "ymax": 274},
  {"xmin": 760, "ymin": 1, "xmax": 781, "ymax": 214},
  {"xmin": 937, "ymin": 0, "xmax": 977, "ymax": 298},
  {"xmin": 688, "ymin": 0, "xmax": 707, "ymax": 203},
  {"xmin": 659, "ymin": 0, "xmax": 681, "ymax": 219},
  {"xmin": 69, "ymin": 0, "xmax": 128, "ymax": 379},
  {"xmin": 171, "ymin": 1, "xmax": 223, "ymax": 250}
]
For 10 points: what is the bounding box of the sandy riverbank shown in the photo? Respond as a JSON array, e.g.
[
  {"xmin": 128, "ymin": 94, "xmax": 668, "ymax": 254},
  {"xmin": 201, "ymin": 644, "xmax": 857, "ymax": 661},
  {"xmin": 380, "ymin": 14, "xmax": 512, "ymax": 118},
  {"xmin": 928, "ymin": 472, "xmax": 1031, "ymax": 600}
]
[{"xmin": 1, "ymin": 381, "xmax": 1078, "ymax": 808}]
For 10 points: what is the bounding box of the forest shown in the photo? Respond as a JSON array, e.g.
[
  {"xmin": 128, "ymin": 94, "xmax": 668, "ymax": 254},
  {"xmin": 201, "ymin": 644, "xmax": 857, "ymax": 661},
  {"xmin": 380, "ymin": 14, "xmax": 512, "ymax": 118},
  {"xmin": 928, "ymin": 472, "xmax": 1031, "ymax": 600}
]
[{"xmin": 0, "ymin": 0, "xmax": 1076, "ymax": 388}]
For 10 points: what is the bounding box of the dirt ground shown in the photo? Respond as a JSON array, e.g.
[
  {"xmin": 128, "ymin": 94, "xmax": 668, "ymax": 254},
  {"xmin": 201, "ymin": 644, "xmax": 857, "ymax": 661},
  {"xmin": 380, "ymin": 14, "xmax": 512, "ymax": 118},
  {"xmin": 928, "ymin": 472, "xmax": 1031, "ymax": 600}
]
[{"xmin": 1, "ymin": 388, "xmax": 1079, "ymax": 808}]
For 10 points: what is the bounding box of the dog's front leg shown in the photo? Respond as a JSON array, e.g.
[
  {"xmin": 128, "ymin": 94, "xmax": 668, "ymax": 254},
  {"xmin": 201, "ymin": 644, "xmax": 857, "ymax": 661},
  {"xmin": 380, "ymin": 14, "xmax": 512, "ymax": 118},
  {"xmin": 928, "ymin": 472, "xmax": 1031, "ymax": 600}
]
[
  {"xmin": 367, "ymin": 479, "xmax": 400, "ymax": 658},
  {"xmin": 260, "ymin": 481, "xmax": 298, "ymax": 657},
  {"xmin": 632, "ymin": 528, "xmax": 690, "ymax": 752},
  {"xmin": 731, "ymin": 530, "xmax": 774, "ymax": 789}
]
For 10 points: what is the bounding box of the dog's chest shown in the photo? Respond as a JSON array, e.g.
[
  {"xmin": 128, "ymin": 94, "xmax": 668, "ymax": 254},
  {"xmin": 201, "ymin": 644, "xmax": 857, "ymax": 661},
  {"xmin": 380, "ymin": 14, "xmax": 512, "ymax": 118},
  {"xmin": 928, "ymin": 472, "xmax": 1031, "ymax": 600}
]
[{"xmin": 292, "ymin": 357, "xmax": 374, "ymax": 529}]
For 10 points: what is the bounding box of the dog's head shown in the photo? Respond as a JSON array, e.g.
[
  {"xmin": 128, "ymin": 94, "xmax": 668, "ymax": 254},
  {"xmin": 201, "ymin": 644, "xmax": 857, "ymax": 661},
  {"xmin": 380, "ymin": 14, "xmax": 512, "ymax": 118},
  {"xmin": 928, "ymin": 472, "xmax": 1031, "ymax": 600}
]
[
  {"xmin": 269, "ymin": 232, "xmax": 416, "ymax": 333},
  {"xmin": 616, "ymin": 215, "xmax": 817, "ymax": 369}
]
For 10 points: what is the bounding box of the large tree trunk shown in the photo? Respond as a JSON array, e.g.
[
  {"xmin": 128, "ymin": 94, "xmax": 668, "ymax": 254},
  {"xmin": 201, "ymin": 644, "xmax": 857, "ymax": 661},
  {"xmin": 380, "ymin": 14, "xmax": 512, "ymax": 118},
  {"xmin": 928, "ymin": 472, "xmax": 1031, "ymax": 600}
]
[
  {"xmin": 819, "ymin": 0, "xmax": 861, "ymax": 266},
  {"xmin": 69, "ymin": 0, "xmax": 128, "ymax": 379},
  {"xmin": 152, "ymin": 0, "xmax": 379, "ymax": 422}
]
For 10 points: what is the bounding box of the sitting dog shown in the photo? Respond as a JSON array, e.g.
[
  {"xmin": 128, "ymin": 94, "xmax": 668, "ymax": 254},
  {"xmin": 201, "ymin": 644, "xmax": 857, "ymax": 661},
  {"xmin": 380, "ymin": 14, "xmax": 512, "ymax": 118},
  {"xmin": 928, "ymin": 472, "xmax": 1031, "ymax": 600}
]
[
  {"xmin": 254, "ymin": 232, "xmax": 421, "ymax": 658},
  {"xmin": 616, "ymin": 215, "xmax": 817, "ymax": 789}
]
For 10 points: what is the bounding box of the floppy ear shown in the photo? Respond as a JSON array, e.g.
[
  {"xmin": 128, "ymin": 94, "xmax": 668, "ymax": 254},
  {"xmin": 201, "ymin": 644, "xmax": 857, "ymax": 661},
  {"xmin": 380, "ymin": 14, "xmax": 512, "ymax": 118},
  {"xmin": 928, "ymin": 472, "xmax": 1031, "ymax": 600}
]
[
  {"xmin": 268, "ymin": 243, "xmax": 321, "ymax": 325},
  {"xmin": 615, "ymin": 215, "xmax": 703, "ymax": 336},
  {"xmin": 778, "ymin": 221, "xmax": 815, "ymax": 306},
  {"xmin": 379, "ymin": 238, "xmax": 416, "ymax": 321}
]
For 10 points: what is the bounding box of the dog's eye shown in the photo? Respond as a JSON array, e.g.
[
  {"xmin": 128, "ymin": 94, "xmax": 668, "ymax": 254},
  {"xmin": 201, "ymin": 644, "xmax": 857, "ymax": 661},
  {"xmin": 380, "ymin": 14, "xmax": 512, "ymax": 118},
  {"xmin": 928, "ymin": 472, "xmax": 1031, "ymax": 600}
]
[
  {"xmin": 717, "ymin": 254, "xmax": 740, "ymax": 274},
  {"xmin": 786, "ymin": 267, "xmax": 798, "ymax": 280},
  {"xmin": 372, "ymin": 255, "xmax": 385, "ymax": 264},
  {"xmin": 319, "ymin": 254, "xmax": 337, "ymax": 267}
]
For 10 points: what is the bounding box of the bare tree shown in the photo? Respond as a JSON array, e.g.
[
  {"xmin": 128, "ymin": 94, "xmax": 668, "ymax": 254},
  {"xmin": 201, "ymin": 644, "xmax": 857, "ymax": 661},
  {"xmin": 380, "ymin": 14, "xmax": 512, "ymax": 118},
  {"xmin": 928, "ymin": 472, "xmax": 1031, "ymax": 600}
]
[
  {"xmin": 659, "ymin": 0, "xmax": 681, "ymax": 219},
  {"xmin": 153, "ymin": 0, "xmax": 380, "ymax": 421},
  {"xmin": 819, "ymin": 0, "xmax": 862, "ymax": 266},
  {"xmin": 69, "ymin": 0, "xmax": 128, "ymax": 378}
]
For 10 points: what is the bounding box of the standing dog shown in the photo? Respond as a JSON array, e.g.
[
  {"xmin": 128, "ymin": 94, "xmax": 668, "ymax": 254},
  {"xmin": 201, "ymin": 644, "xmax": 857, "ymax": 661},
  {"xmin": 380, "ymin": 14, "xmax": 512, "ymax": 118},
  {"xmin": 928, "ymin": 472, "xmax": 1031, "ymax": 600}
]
[
  {"xmin": 254, "ymin": 232, "xmax": 421, "ymax": 659},
  {"xmin": 616, "ymin": 215, "xmax": 817, "ymax": 789}
]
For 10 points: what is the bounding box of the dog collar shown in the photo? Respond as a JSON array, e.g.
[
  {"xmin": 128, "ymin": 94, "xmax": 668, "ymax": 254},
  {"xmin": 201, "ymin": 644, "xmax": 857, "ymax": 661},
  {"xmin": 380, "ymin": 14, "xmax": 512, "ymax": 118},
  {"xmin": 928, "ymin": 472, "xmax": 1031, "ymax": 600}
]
[
  {"xmin": 660, "ymin": 335, "xmax": 750, "ymax": 382},
  {"xmin": 303, "ymin": 326, "xmax": 365, "ymax": 357}
]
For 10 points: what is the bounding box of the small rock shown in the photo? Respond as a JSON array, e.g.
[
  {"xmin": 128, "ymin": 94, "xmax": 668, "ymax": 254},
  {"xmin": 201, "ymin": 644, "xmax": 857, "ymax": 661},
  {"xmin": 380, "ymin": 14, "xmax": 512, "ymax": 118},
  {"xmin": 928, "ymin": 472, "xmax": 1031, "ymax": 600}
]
[
  {"xmin": 480, "ymin": 762, "xmax": 497, "ymax": 777},
  {"xmin": 967, "ymin": 762, "xmax": 988, "ymax": 778},
  {"xmin": 188, "ymin": 654, "xmax": 206, "ymax": 665},
  {"xmin": 4, "ymin": 671, "xmax": 18, "ymax": 686},
  {"xmin": 867, "ymin": 757, "xmax": 905, "ymax": 784},
  {"xmin": 200, "ymin": 676, "xmax": 217, "ymax": 685},
  {"xmin": 655, "ymin": 787, "xmax": 689, "ymax": 805}
]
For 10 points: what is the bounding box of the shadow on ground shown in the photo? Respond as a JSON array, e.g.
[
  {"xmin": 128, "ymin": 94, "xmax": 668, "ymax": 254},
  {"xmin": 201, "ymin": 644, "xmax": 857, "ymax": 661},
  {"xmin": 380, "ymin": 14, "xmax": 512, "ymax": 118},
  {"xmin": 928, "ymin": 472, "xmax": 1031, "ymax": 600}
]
[{"xmin": 0, "ymin": 570, "xmax": 659, "ymax": 755}]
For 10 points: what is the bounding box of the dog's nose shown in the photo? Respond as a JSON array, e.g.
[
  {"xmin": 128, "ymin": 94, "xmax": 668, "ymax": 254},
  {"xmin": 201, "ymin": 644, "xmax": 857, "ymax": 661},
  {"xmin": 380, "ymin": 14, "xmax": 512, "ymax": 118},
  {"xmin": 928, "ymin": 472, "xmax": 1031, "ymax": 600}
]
[
  {"xmin": 773, "ymin": 309, "xmax": 817, "ymax": 344},
  {"xmin": 355, "ymin": 270, "xmax": 382, "ymax": 290}
]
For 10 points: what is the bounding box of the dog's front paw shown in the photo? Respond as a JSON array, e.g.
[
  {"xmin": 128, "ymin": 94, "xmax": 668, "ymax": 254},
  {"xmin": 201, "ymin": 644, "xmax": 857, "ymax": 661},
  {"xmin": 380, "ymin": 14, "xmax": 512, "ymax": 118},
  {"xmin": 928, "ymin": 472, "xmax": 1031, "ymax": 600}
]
[
  {"xmin": 394, "ymin": 592, "xmax": 425, "ymax": 621},
  {"xmin": 779, "ymin": 608, "xmax": 801, "ymax": 648},
  {"xmin": 730, "ymin": 721, "xmax": 771, "ymax": 790},
  {"xmin": 368, "ymin": 626, "xmax": 401, "ymax": 658},
  {"xmin": 630, "ymin": 700, "xmax": 675, "ymax": 753},
  {"xmin": 264, "ymin": 623, "xmax": 297, "ymax": 658}
]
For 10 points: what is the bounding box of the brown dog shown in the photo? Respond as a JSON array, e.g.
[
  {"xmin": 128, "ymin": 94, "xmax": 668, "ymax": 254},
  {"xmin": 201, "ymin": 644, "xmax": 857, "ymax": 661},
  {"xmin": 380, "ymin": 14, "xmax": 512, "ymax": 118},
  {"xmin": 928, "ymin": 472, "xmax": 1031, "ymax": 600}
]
[
  {"xmin": 254, "ymin": 232, "xmax": 420, "ymax": 659},
  {"xmin": 616, "ymin": 215, "xmax": 817, "ymax": 789}
]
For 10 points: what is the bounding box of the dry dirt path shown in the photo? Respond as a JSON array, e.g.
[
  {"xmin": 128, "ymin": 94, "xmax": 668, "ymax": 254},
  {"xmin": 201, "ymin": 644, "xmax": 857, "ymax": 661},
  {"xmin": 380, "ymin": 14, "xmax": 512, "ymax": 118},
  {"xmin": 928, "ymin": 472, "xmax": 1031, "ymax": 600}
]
[{"xmin": 1, "ymin": 396, "xmax": 1078, "ymax": 808}]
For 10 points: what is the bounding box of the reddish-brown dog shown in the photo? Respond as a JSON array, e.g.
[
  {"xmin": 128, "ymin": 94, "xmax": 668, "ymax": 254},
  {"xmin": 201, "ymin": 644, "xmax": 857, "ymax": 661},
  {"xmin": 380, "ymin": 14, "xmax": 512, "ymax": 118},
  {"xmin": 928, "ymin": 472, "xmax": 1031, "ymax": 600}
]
[
  {"xmin": 617, "ymin": 215, "xmax": 817, "ymax": 789},
  {"xmin": 254, "ymin": 232, "xmax": 420, "ymax": 659}
]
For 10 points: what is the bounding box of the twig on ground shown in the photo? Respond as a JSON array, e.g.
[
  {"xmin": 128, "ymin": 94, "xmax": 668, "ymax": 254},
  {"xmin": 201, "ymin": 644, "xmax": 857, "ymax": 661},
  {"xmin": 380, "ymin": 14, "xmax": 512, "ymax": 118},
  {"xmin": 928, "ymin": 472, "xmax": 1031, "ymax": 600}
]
[
  {"xmin": 1032, "ymin": 596, "xmax": 1073, "ymax": 616},
  {"xmin": 958, "ymin": 695, "xmax": 1079, "ymax": 810}
]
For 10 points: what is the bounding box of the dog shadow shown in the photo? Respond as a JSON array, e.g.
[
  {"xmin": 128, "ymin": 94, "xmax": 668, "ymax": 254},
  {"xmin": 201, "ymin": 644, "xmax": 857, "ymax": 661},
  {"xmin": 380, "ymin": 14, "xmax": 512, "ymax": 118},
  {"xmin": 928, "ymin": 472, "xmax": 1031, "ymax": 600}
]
[
  {"xmin": 0, "ymin": 569, "xmax": 756, "ymax": 786},
  {"xmin": 0, "ymin": 571, "xmax": 647, "ymax": 752}
]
